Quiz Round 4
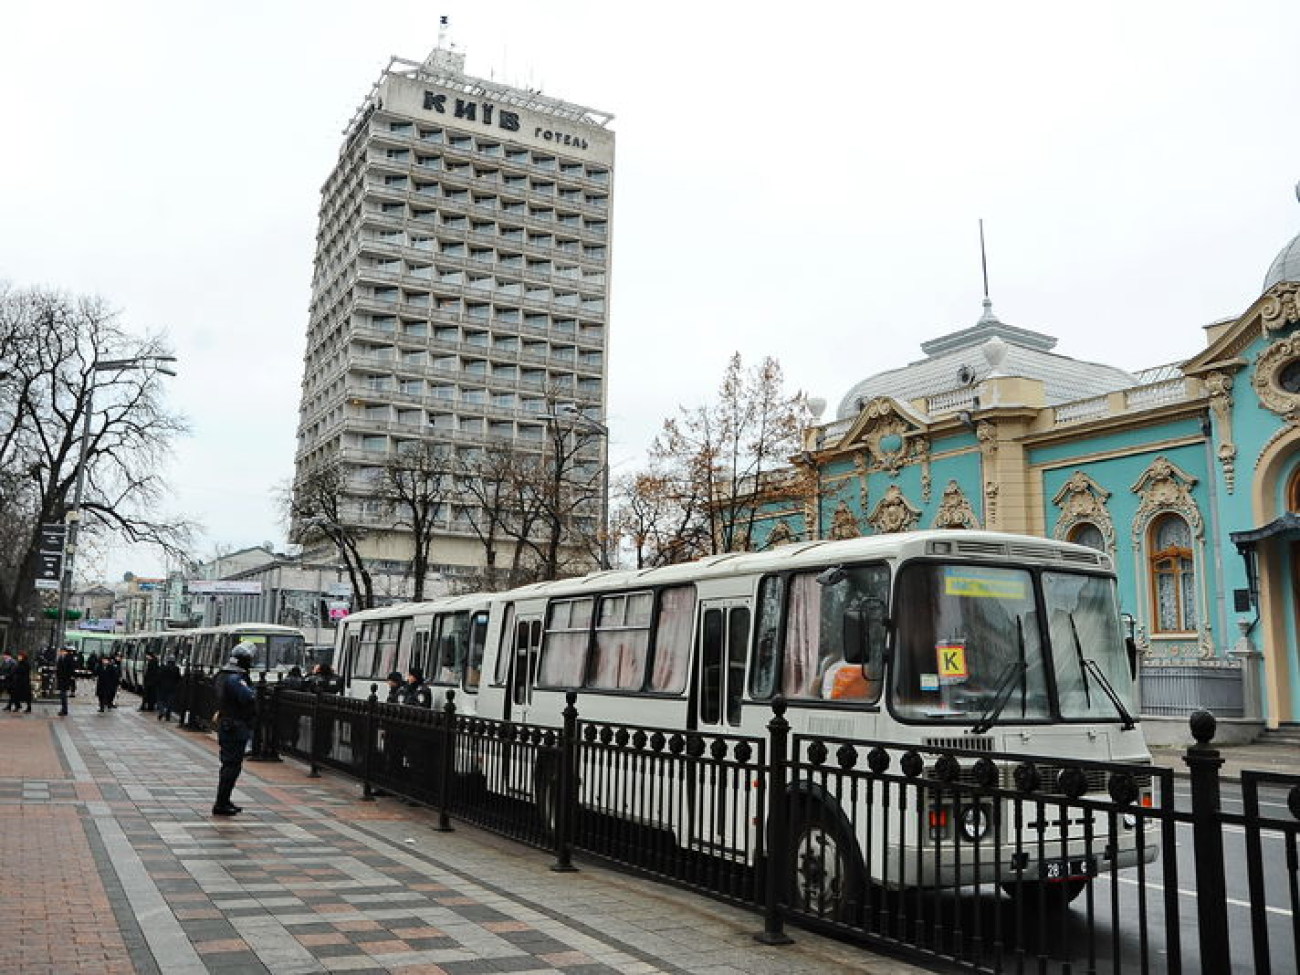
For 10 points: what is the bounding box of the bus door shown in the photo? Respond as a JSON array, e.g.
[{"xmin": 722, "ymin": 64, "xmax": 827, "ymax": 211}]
[
  {"xmin": 502, "ymin": 614, "xmax": 543, "ymax": 724},
  {"xmin": 687, "ymin": 599, "xmax": 751, "ymax": 858}
]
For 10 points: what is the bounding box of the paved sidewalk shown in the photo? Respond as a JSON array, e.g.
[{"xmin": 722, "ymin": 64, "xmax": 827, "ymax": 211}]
[
  {"xmin": 0, "ymin": 695, "xmax": 931, "ymax": 975},
  {"xmin": 1147, "ymin": 736, "xmax": 1300, "ymax": 781}
]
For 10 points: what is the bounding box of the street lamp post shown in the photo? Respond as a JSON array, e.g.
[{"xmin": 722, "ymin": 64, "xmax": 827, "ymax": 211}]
[
  {"xmin": 53, "ymin": 355, "xmax": 177, "ymax": 648},
  {"xmin": 537, "ymin": 404, "xmax": 611, "ymax": 570}
]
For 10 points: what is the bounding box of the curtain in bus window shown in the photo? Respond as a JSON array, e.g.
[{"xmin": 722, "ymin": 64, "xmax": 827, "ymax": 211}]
[
  {"xmin": 649, "ymin": 586, "xmax": 694, "ymax": 693},
  {"xmin": 396, "ymin": 620, "xmax": 415, "ymax": 677},
  {"xmin": 783, "ymin": 574, "xmax": 821, "ymax": 698},
  {"xmin": 360, "ymin": 622, "xmax": 381, "ymax": 678},
  {"xmin": 465, "ymin": 614, "xmax": 487, "ymax": 689},
  {"xmin": 539, "ymin": 598, "xmax": 592, "ymax": 687},
  {"xmin": 588, "ymin": 592, "xmax": 652, "ymax": 690}
]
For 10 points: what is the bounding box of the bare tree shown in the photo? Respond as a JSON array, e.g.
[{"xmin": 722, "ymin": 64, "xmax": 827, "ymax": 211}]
[
  {"xmin": 284, "ymin": 460, "xmax": 377, "ymax": 611},
  {"xmin": 378, "ymin": 441, "xmax": 451, "ymax": 601},
  {"xmin": 451, "ymin": 440, "xmax": 538, "ymax": 590},
  {"xmin": 0, "ymin": 285, "xmax": 191, "ymax": 643},
  {"xmin": 638, "ymin": 353, "xmax": 808, "ymax": 562},
  {"xmin": 611, "ymin": 468, "xmax": 711, "ymax": 569}
]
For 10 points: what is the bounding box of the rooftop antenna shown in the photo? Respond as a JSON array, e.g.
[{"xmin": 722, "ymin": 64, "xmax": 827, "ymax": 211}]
[
  {"xmin": 437, "ymin": 14, "xmax": 449, "ymax": 49},
  {"xmin": 979, "ymin": 218, "xmax": 990, "ymax": 300}
]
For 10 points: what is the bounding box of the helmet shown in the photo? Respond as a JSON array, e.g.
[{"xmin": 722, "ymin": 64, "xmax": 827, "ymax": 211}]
[
  {"xmin": 231, "ymin": 641, "xmax": 257, "ymax": 666},
  {"xmin": 387, "ymin": 671, "xmax": 403, "ymax": 684}
]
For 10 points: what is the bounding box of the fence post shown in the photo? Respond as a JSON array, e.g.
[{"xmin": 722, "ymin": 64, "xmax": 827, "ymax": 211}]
[
  {"xmin": 1183, "ymin": 709, "xmax": 1229, "ymax": 973},
  {"xmin": 361, "ymin": 685, "xmax": 378, "ymax": 800},
  {"xmin": 755, "ymin": 697, "xmax": 794, "ymax": 945},
  {"xmin": 550, "ymin": 691, "xmax": 579, "ymax": 873},
  {"xmin": 179, "ymin": 668, "xmax": 203, "ymax": 732},
  {"xmin": 308, "ymin": 685, "xmax": 323, "ymax": 778},
  {"xmin": 433, "ymin": 690, "xmax": 456, "ymax": 833},
  {"xmin": 261, "ymin": 681, "xmax": 281, "ymax": 762},
  {"xmin": 249, "ymin": 672, "xmax": 280, "ymax": 762}
]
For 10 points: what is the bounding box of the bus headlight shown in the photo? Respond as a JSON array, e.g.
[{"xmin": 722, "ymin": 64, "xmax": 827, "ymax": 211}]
[{"xmin": 959, "ymin": 804, "xmax": 991, "ymax": 842}]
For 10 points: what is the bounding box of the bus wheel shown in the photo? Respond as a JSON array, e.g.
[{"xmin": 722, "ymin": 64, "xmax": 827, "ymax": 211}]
[
  {"xmin": 1000, "ymin": 877, "xmax": 1089, "ymax": 909},
  {"xmin": 786, "ymin": 802, "xmax": 864, "ymax": 923}
]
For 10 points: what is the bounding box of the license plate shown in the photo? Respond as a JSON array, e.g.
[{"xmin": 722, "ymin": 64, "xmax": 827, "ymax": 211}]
[{"xmin": 1038, "ymin": 856, "xmax": 1096, "ymax": 881}]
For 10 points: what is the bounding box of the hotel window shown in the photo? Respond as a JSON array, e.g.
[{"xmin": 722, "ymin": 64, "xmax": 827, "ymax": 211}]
[
  {"xmin": 419, "ymin": 128, "xmax": 444, "ymax": 143},
  {"xmin": 388, "ymin": 122, "xmax": 413, "ymax": 134},
  {"xmin": 478, "ymin": 141, "xmax": 503, "ymax": 157},
  {"xmin": 449, "ymin": 135, "xmax": 472, "ymax": 148},
  {"xmin": 586, "ymin": 167, "xmax": 609, "ymax": 184},
  {"xmin": 506, "ymin": 148, "xmax": 529, "ymax": 163},
  {"xmin": 1149, "ymin": 513, "xmax": 1197, "ymax": 633},
  {"xmin": 384, "ymin": 175, "xmax": 408, "ymax": 187},
  {"xmin": 533, "ymin": 154, "xmax": 557, "ymax": 171}
]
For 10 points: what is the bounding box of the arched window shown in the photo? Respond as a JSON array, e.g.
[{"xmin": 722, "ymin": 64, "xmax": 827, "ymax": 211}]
[
  {"xmin": 1149, "ymin": 513, "xmax": 1196, "ymax": 633},
  {"xmin": 1068, "ymin": 522, "xmax": 1105, "ymax": 552},
  {"xmin": 1288, "ymin": 466, "xmax": 1300, "ymax": 513}
]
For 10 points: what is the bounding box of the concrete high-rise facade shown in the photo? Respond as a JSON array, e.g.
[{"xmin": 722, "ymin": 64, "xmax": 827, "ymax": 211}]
[{"xmin": 293, "ymin": 43, "xmax": 614, "ymax": 592}]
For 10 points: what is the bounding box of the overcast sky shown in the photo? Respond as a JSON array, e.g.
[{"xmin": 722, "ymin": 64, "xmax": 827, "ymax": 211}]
[{"xmin": 3, "ymin": 1, "xmax": 1299, "ymax": 582}]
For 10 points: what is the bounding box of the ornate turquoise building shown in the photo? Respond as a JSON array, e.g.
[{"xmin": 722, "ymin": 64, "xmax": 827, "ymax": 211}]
[{"xmin": 757, "ymin": 195, "xmax": 1300, "ymax": 740}]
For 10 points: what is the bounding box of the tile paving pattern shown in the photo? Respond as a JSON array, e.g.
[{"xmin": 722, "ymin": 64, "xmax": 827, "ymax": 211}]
[{"xmin": 0, "ymin": 694, "xmax": 929, "ymax": 974}]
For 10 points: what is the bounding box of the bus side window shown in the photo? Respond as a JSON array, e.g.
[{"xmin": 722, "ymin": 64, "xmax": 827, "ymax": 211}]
[{"xmin": 750, "ymin": 576, "xmax": 783, "ymax": 700}]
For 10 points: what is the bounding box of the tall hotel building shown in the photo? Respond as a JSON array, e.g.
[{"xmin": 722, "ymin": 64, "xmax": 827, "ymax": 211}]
[{"xmin": 293, "ymin": 43, "xmax": 614, "ymax": 587}]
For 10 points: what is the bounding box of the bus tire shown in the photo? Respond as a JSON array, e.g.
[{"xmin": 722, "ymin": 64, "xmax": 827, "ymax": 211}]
[
  {"xmin": 1000, "ymin": 877, "xmax": 1089, "ymax": 909},
  {"xmin": 786, "ymin": 799, "xmax": 865, "ymax": 923}
]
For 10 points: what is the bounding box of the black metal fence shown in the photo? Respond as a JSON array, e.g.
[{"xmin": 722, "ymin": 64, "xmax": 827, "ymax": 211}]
[{"xmin": 215, "ymin": 680, "xmax": 1298, "ymax": 974}]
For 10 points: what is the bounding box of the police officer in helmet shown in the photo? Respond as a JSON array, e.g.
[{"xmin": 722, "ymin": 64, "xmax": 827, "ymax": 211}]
[{"xmin": 212, "ymin": 642, "xmax": 257, "ymax": 816}]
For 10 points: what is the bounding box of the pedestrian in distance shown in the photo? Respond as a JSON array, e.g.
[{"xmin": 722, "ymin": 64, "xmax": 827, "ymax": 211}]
[
  {"xmin": 8, "ymin": 652, "xmax": 32, "ymax": 713},
  {"xmin": 373, "ymin": 670, "xmax": 407, "ymax": 797},
  {"xmin": 95, "ymin": 654, "xmax": 121, "ymax": 712},
  {"xmin": 0, "ymin": 650, "xmax": 15, "ymax": 708},
  {"xmin": 140, "ymin": 651, "xmax": 160, "ymax": 711},
  {"xmin": 385, "ymin": 670, "xmax": 404, "ymax": 704},
  {"xmin": 212, "ymin": 643, "xmax": 257, "ymax": 816},
  {"xmin": 281, "ymin": 665, "xmax": 305, "ymax": 690},
  {"xmin": 155, "ymin": 656, "xmax": 182, "ymax": 721},
  {"xmin": 401, "ymin": 666, "xmax": 432, "ymax": 708},
  {"xmin": 55, "ymin": 645, "xmax": 77, "ymax": 717},
  {"xmin": 306, "ymin": 662, "xmax": 335, "ymax": 694}
]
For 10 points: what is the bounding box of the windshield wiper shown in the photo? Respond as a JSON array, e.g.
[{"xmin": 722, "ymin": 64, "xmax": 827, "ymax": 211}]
[
  {"xmin": 971, "ymin": 617, "xmax": 1028, "ymax": 734},
  {"xmin": 1083, "ymin": 658, "xmax": 1137, "ymax": 730},
  {"xmin": 1069, "ymin": 614, "xmax": 1093, "ymax": 709},
  {"xmin": 1068, "ymin": 612, "xmax": 1136, "ymax": 730}
]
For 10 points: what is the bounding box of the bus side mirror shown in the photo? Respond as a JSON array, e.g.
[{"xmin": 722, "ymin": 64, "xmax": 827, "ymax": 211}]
[{"xmin": 843, "ymin": 600, "xmax": 888, "ymax": 679}]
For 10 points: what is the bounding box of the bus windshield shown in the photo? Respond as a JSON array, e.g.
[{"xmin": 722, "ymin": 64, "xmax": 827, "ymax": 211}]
[
  {"xmin": 1043, "ymin": 571, "xmax": 1137, "ymax": 721},
  {"xmin": 893, "ymin": 563, "xmax": 1050, "ymax": 724},
  {"xmin": 892, "ymin": 562, "xmax": 1132, "ymax": 726}
]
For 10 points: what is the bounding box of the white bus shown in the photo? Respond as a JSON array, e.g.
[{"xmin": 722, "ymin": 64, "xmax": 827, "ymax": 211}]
[
  {"xmin": 334, "ymin": 592, "xmax": 492, "ymax": 704},
  {"xmin": 342, "ymin": 531, "xmax": 1154, "ymax": 907},
  {"xmin": 116, "ymin": 623, "xmax": 311, "ymax": 688}
]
